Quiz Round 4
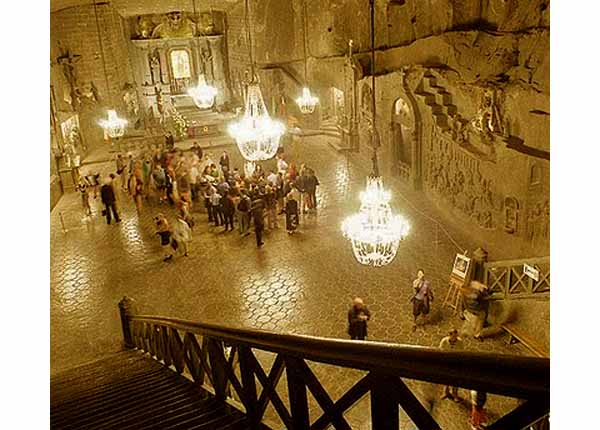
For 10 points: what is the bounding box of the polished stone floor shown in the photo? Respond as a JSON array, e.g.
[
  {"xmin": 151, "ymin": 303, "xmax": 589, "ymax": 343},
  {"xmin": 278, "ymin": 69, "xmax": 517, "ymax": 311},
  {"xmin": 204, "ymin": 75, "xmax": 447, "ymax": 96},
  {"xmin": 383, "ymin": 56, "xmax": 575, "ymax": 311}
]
[{"xmin": 51, "ymin": 136, "xmax": 530, "ymax": 429}]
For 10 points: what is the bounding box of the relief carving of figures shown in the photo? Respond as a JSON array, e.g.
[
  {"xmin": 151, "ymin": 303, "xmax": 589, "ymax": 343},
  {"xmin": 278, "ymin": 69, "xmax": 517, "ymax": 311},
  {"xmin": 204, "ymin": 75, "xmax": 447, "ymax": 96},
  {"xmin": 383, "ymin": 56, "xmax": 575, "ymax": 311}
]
[
  {"xmin": 503, "ymin": 197, "xmax": 519, "ymax": 234},
  {"xmin": 471, "ymin": 88, "xmax": 504, "ymax": 137},
  {"xmin": 74, "ymin": 81, "xmax": 99, "ymax": 108},
  {"xmin": 151, "ymin": 11, "xmax": 196, "ymax": 39},
  {"xmin": 136, "ymin": 16, "xmax": 154, "ymax": 39},
  {"xmin": 197, "ymin": 12, "xmax": 217, "ymax": 35},
  {"xmin": 122, "ymin": 83, "xmax": 141, "ymax": 129}
]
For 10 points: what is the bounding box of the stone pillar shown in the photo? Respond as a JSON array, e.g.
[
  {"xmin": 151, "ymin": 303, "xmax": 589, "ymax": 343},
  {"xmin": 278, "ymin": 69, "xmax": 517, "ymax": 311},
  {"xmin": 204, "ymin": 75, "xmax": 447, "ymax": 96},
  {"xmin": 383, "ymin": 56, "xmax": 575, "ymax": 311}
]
[{"xmin": 118, "ymin": 296, "xmax": 136, "ymax": 349}]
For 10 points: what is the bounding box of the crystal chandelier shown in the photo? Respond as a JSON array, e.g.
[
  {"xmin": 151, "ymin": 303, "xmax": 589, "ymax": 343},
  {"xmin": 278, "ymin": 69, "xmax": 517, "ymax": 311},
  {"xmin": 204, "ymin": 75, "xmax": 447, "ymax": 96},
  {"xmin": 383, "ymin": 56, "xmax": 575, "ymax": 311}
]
[
  {"xmin": 188, "ymin": 74, "xmax": 217, "ymax": 109},
  {"xmin": 342, "ymin": 177, "xmax": 410, "ymax": 266},
  {"xmin": 228, "ymin": 0, "xmax": 285, "ymax": 162},
  {"xmin": 296, "ymin": 87, "xmax": 319, "ymax": 114},
  {"xmin": 93, "ymin": 0, "xmax": 127, "ymax": 138},
  {"xmin": 99, "ymin": 109, "xmax": 128, "ymax": 138},
  {"xmin": 228, "ymin": 82, "xmax": 285, "ymax": 161},
  {"xmin": 341, "ymin": 0, "xmax": 409, "ymax": 267},
  {"xmin": 295, "ymin": 0, "xmax": 319, "ymax": 114}
]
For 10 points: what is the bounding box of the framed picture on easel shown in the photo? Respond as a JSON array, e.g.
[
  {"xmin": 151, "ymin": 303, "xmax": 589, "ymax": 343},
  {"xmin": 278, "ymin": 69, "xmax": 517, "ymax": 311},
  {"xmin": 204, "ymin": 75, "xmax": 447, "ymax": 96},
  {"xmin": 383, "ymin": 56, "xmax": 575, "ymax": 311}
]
[{"xmin": 452, "ymin": 253, "xmax": 472, "ymax": 280}]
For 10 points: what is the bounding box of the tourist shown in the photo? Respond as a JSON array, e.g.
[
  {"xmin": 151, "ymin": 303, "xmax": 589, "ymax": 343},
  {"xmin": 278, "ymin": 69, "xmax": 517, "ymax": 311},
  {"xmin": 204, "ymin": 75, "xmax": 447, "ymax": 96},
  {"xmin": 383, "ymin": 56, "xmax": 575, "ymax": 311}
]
[
  {"xmin": 165, "ymin": 131, "xmax": 174, "ymax": 150},
  {"xmin": 347, "ymin": 298, "xmax": 371, "ymax": 341},
  {"xmin": 411, "ymin": 269, "xmax": 434, "ymax": 331},
  {"xmin": 277, "ymin": 155, "xmax": 288, "ymax": 176},
  {"xmin": 296, "ymin": 166, "xmax": 309, "ymax": 215},
  {"xmin": 115, "ymin": 153, "xmax": 126, "ymax": 191},
  {"xmin": 76, "ymin": 177, "xmax": 91, "ymax": 217},
  {"xmin": 470, "ymin": 391, "xmax": 488, "ymax": 430},
  {"xmin": 462, "ymin": 281, "xmax": 491, "ymax": 341},
  {"xmin": 221, "ymin": 191, "xmax": 236, "ymax": 232},
  {"xmin": 177, "ymin": 169, "xmax": 192, "ymax": 208},
  {"xmin": 264, "ymin": 185, "xmax": 278, "ymax": 230},
  {"xmin": 210, "ymin": 186, "xmax": 223, "ymax": 226},
  {"xmin": 219, "ymin": 150, "xmax": 230, "ymax": 172},
  {"xmin": 142, "ymin": 157, "xmax": 152, "ymax": 198},
  {"xmin": 189, "ymin": 161, "xmax": 200, "ymax": 202},
  {"xmin": 125, "ymin": 152, "xmax": 135, "ymax": 191},
  {"xmin": 237, "ymin": 190, "xmax": 252, "ymax": 236},
  {"xmin": 284, "ymin": 190, "xmax": 299, "ymax": 235},
  {"xmin": 251, "ymin": 194, "xmax": 265, "ymax": 247},
  {"xmin": 191, "ymin": 141, "xmax": 203, "ymax": 160},
  {"xmin": 152, "ymin": 165, "xmax": 167, "ymax": 203},
  {"xmin": 84, "ymin": 170, "xmax": 101, "ymax": 199},
  {"xmin": 172, "ymin": 213, "xmax": 192, "ymax": 257},
  {"xmin": 100, "ymin": 176, "xmax": 120, "ymax": 225},
  {"xmin": 128, "ymin": 167, "xmax": 144, "ymax": 213},
  {"xmin": 439, "ymin": 329, "xmax": 463, "ymax": 401},
  {"xmin": 155, "ymin": 214, "xmax": 173, "ymax": 261},
  {"xmin": 305, "ymin": 168, "xmax": 320, "ymax": 213}
]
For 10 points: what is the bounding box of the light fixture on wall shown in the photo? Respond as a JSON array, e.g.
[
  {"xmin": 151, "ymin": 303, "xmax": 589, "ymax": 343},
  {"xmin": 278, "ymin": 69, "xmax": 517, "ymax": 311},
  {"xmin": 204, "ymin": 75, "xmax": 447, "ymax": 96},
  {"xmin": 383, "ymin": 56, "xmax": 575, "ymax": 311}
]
[
  {"xmin": 93, "ymin": 0, "xmax": 127, "ymax": 138},
  {"xmin": 228, "ymin": 0, "xmax": 285, "ymax": 161},
  {"xmin": 187, "ymin": 0, "xmax": 218, "ymax": 109},
  {"xmin": 295, "ymin": 0, "xmax": 318, "ymax": 114},
  {"xmin": 341, "ymin": 0, "xmax": 410, "ymax": 267}
]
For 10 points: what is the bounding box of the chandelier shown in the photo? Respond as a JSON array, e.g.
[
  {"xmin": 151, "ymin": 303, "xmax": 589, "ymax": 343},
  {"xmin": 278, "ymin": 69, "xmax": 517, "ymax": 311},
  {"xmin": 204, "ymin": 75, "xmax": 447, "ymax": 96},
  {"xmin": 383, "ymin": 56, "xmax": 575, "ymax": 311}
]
[
  {"xmin": 295, "ymin": 0, "xmax": 319, "ymax": 114},
  {"xmin": 99, "ymin": 110, "xmax": 128, "ymax": 138},
  {"xmin": 342, "ymin": 177, "xmax": 410, "ymax": 266},
  {"xmin": 296, "ymin": 87, "xmax": 319, "ymax": 114},
  {"xmin": 228, "ymin": 82, "xmax": 285, "ymax": 161},
  {"xmin": 228, "ymin": 0, "xmax": 285, "ymax": 161},
  {"xmin": 188, "ymin": 0, "xmax": 218, "ymax": 109},
  {"xmin": 188, "ymin": 74, "xmax": 218, "ymax": 109},
  {"xmin": 341, "ymin": 0, "xmax": 409, "ymax": 267},
  {"xmin": 93, "ymin": 0, "xmax": 127, "ymax": 138}
]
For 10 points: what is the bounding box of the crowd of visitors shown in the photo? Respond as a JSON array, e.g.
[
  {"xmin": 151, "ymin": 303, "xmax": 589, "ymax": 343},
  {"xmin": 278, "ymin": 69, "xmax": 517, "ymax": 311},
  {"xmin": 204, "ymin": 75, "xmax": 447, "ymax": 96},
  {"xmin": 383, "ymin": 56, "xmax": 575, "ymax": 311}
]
[{"xmin": 74, "ymin": 140, "xmax": 321, "ymax": 258}]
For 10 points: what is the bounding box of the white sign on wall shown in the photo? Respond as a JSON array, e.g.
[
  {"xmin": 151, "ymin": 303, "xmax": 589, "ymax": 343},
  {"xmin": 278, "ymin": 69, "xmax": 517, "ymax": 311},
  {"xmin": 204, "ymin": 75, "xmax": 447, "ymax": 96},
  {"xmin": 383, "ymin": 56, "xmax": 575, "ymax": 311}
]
[{"xmin": 523, "ymin": 263, "xmax": 540, "ymax": 281}]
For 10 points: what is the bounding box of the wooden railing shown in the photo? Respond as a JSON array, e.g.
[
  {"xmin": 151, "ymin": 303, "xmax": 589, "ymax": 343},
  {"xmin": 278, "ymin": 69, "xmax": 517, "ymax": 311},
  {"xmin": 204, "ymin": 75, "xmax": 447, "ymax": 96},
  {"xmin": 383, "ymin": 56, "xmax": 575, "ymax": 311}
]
[
  {"xmin": 119, "ymin": 297, "xmax": 549, "ymax": 430},
  {"xmin": 483, "ymin": 257, "xmax": 550, "ymax": 300}
]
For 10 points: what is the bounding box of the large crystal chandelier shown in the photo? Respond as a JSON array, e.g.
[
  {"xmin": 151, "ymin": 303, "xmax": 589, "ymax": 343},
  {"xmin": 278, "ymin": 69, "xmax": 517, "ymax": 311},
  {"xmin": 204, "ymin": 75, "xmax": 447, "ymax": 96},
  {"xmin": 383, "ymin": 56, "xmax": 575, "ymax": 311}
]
[
  {"xmin": 229, "ymin": 83, "xmax": 285, "ymax": 161},
  {"xmin": 188, "ymin": 74, "xmax": 217, "ymax": 109},
  {"xmin": 341, "ymin": 0, "xmax": 409, "ymax": 267},
  {"xmin": 99, "ymin": 110, "xmax": 128, "ymax": 138},
  {"xmin": 93, "ymin": 0, "xmax": 127, "ymax": 138},
  {"xmin": 228, "ymin": 0, "xmax": 285, "ymax": 161},
  {"xmin": 295, "ymin": 0, "xmax": 319, "ymax": 114},
  {"xmin": 296, "ymin": 87, "xmax": 319, "ymax": 114}
]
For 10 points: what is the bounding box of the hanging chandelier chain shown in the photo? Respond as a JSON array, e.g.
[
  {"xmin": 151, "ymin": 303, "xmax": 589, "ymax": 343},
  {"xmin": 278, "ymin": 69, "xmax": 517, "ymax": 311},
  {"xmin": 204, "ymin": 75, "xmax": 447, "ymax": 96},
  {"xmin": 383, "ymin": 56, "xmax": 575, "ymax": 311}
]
[
  {"xmin": 245, "ymin": 0, "xmax": 256, "ymax": 80},
  {"xmin": 302, "ymin": 0, "xmax": 309, "ymax": 85},
  {"xmin": 369, "ymin": 0, "xmax": 380, "ymax": 177},
  {"xmin": 93, "ymin": 0, "xmax": 110, "ymax": 104}
]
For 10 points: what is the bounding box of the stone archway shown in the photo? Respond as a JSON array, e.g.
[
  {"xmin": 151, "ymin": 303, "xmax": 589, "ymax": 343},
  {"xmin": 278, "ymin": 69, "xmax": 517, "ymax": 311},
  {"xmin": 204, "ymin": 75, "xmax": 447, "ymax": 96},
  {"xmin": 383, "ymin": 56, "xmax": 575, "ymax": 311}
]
[{"xmin": 391, "ymin": 89, "xmax": 422, "ymax": 189}]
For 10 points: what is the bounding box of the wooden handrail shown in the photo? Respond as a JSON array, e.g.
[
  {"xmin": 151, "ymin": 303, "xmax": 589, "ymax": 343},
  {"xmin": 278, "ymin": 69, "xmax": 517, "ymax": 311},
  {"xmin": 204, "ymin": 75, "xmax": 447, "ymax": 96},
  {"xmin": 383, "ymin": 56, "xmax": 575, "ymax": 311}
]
[
  {"xmin": 484, "ymin": 256, "xmax": 549, "ymax": 268},
  {"xmin": 126, "ymin": 313, "xmax": 549, "ymax": 399}
]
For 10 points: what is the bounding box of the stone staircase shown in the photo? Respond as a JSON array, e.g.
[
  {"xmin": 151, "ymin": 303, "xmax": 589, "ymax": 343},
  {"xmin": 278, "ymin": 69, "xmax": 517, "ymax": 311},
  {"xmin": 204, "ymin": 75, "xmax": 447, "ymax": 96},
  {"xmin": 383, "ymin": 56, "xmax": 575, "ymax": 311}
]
[
  {"xmin": 414, "ymin": 71, "xmax": 460, "ymax": 132},
  {"xmin": 51, "ymin": 350, "xmax": 253, "ymax": 430}
]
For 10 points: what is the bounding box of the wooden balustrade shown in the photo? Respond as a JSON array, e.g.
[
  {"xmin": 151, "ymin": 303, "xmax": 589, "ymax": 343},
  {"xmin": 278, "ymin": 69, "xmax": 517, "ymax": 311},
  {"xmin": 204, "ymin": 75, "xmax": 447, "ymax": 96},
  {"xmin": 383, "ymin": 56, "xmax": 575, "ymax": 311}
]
[
  {"xmin": 483, "ymin": 257, "xmax": 550, "ymax": 299},
  {"xmin": 119, "ymin": 298, "xmax": 549, "ymax": 430}
]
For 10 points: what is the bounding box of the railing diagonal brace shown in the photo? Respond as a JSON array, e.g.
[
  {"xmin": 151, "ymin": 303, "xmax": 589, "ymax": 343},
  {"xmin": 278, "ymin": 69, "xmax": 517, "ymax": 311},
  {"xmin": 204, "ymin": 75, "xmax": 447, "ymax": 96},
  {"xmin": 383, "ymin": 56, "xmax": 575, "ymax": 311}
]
[
  {"xmin": 486, "ymin": 398, "xmax": 550, "ymax": 430},
  {"xmin": 253, "ymin": 354, "xmax": 292, "ymax": 429},
  {"xmin": 388, "ymin": 376, "xmax": 440, "ymax": 430}
]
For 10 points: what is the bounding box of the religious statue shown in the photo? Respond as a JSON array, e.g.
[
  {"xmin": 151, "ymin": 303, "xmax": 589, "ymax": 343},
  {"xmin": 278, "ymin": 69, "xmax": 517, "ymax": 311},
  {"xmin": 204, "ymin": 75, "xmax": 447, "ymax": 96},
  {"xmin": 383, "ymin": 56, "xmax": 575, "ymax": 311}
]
[
  {"xmin": 149, "ymin": 50, "xmax": 162, "ymax": 85},
  {"xmin": 74, "ymin": 81, "xmax": 99, "ymax": 108},
  {"xmin": 200, "ymin": 46, "xmax": 214, "ymax": 81},
  {"xmin": 503, "ymin": 197, "xmax": 519, "ymax": 234},
  {"xmin": 198, "ymin": 12, "xmax": 217, "ymax": 35},
  {"xmin": 136, "ymin": 16, "xmax": 155, "ymax": 39},
  {"xmin": 122, "ymin": 83, "xmax": 141, "ymax": 129},
  {"xmin": 56, "ymin": 44, "xmax": 81, "ymax": 110},
  {"xmin": 151, "ymin": 11, "xmax": 196, "ymax": 39}
]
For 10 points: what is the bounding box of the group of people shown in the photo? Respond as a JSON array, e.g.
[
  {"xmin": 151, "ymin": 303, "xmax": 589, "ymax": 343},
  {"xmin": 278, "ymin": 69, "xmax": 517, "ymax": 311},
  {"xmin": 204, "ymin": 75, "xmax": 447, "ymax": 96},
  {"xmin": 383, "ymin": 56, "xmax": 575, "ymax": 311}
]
[
  {"xmin": 346, "ymin": 269, "xmax": 489, "ymax": 430},
  {"xmin": 75, "ymin": 141, "xmax": 321, "ymax": 258}
]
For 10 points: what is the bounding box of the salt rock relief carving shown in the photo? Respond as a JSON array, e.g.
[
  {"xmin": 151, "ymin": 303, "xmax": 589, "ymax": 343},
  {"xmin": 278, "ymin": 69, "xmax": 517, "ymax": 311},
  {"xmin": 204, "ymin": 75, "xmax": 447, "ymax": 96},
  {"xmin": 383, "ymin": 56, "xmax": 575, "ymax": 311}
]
[
  {"xmin": 426, "ymin": 130, "xmax": 502, "ymax": 231},
  {"xmin": 526, "ymin": 199, "xmax": 549, "ymax": 245},
  {"xmin": 133, "ymin": 11, "xmax": 221, "ymax": 40}
]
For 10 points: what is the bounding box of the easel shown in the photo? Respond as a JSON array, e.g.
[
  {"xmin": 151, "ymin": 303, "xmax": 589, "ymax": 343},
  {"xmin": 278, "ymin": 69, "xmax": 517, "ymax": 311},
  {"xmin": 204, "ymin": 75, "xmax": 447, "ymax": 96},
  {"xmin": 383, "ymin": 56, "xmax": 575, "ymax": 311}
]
[{"xmin": 443, "ymin": 254, "xmax": 473, "ymax": 316}]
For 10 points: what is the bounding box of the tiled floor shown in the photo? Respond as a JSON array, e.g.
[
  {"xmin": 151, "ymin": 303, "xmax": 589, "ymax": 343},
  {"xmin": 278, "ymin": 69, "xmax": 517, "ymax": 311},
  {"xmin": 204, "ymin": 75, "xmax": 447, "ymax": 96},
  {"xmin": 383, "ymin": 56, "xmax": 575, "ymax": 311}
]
[{"xmin": 51, "ymin": 136, "xmax": 537, "ymax": 429}]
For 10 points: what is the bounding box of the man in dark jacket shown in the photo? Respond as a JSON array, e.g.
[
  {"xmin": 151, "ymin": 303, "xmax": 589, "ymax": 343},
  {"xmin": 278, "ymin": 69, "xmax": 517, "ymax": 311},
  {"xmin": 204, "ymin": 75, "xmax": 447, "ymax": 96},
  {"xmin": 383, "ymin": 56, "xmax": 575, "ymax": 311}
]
[
  {"xmin": 251, "ymin": 195, "xmax": 265, "ymax": 247},
  {"xmin": 304, "ymin": 169, "xmax": 320, "ymax": 212},
  {"xmin": 220, "ymin": 191, "xmax": 236, "ymax": 232},
  {"xmin": 347, "ymin": 298, "xmax": 371, "ymax": 340},
  {"xmin": 100, "ymin": 177, "xmax": 121, "ymax": 225}
]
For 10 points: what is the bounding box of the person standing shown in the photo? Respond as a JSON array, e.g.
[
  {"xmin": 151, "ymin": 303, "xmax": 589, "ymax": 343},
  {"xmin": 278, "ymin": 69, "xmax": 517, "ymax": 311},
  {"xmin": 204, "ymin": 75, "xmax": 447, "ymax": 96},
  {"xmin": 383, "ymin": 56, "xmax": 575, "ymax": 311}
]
[
  {"xmin": 76, "ymin": 177, "xmax": 92, "ymax": 216},
  {"xmin": 347, "ymin": 298, "xmax": 371, "ymax": 340},
  {"xmin": 100, "ymin": 177, "xmax": 121, "ymax": 225},
  {"xmin": 219, "ymin": 150, "xmax": 230, "ymax": 172},
  {"xmin": 470, "ymin": 391, "xmax": 488, "ymax": 430},
  {"xmin": 155, "ymin": 213, "xmax": 173, "ymax": 262},
  {"xmin": 128, "ymin": 168, "xmax": 144, "ymax": 213},
  {"xmin": 305, "ymin": 168, "xmax": 320, "ymax": 213},
  {"xmin": 210, "ymin": 187, "xmax": 223, "ymax": 227},
  {"xmin": 172, "ymin": 213, "xmax": 192, "ymax": 257},
  {"xmin": 411, "ymin": 269, "xmax": 434, "ymax": 331},
  {"xmin": 284, "ymin": 188, "xmax": 300, "ymax": 234},
  {"xmin": 264, "ymin": 185, "xmax": 278, "ymax": 230},
  {"xmin": 115, "ymin": 153, "xmax": 126, "ymax": 191},
  {"xmin": 221, "ymin": 191, "xmax": 236, "ymax": 232},
  {"xmin": 251, "ymin": 195, "xmax": 265, "ymax": 247},
  {"xmin": 439, "ymin": 329, "xmax": 463, "ymax": 401},
  {"xmin": 237, "ymin": 191, "xmax": 252, "ymax": 236},
  {"xmin": 165, "ymin": 132, "xmax": 174, "ymax": 150}
]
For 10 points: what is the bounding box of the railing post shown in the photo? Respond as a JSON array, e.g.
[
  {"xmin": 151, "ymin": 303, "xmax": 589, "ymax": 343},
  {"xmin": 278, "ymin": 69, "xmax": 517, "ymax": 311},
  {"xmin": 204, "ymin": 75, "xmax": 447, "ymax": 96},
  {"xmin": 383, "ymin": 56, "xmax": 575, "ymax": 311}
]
[
  {"xmin": 118, "ymin": 296, "xmax": 135, "ymax": 349},
  {"xmin": 207, "ymin": 337, "xmax": 229, "ymax": 402},
  {"xmin": 371, "ymin": 374, "xmax": 399, "ymax": 430},
  {"xmin": 285, "ymin": 356, "xmax": 310, "ymax": 430},
  {"xmin": 238, "ymin": 346, "xmax": 260, "ymax": 428}
]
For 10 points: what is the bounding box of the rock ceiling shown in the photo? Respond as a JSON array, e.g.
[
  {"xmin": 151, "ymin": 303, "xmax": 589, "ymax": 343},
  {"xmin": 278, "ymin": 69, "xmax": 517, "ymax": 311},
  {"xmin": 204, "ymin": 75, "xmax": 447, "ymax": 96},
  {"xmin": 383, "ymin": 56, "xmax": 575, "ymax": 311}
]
[{"xmin": 51, "ymin": 0, "xmax": 241, "ymax": 15}]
